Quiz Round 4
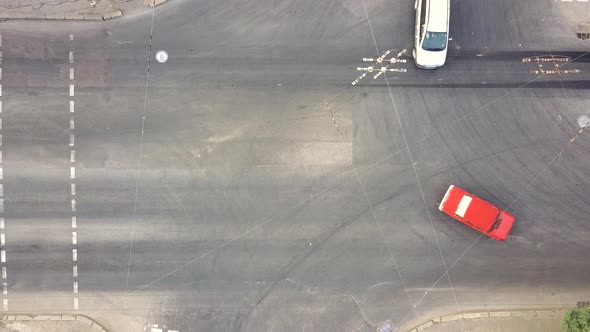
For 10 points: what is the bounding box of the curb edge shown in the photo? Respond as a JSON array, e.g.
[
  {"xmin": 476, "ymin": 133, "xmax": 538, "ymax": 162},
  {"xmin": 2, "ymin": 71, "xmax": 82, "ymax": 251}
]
[
  {"xmin": 406, "ymin": 308, "xmax": 572, "ymax": 332},
  {"xmin": 2, "ymin": 314, "xmax": 107, "ymax": 331}
]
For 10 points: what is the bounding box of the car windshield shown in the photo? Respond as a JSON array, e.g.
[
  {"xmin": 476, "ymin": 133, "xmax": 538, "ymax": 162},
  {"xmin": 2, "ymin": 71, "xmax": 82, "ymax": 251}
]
[
  {"xmin": 489, "ymin": 211, "xmax": 503, "ymax": 231},
  {"xmin": 423, "ymin": 31, "xmax": 448, "ymax": 51}
]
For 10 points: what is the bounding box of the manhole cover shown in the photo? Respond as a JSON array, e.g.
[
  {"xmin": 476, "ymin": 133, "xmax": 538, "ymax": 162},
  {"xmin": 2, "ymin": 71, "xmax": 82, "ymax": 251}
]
[
  {"xmin": 577, "ymin": 115, "xmax": 590, "ymax": 128},
  {"xmin": 378, "ymin": 321, "xmax": 394, "ymax": 332},
  {"xmin": 155, "ymin": 50, "xmax": 168, "ymax": 63}
]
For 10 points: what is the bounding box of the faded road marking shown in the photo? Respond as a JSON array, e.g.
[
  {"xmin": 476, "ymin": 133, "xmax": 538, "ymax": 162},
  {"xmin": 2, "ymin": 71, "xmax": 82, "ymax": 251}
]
[{"xmin": 69, "ymin": 36, "xmax": 79, "ymax": 311}]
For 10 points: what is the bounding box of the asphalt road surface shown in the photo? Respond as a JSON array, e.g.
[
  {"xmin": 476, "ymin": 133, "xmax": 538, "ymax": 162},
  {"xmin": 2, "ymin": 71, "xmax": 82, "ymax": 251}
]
[{"xmin": 0, "ymin": 0, "xmax": 589, "ymax": 331}]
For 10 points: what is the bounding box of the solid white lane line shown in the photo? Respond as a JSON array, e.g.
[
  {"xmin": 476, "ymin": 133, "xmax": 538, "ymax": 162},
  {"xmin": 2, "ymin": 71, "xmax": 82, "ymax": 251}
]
[
  {"xmin": 69, "ymin": 84, "xmax": 74, "ymax": 97},
  {"xmin": 73, "ymin": 265, "xmax": 77, "ymax": 277},
  {"xmin": 70, "ymin": 167, "xmax": 75, "ymax": 179},
  {"xmin": 71, "ymin": 183, "xmax": 76, "ymax": 196},
  {"xmin": 0, "ymin": 34, "xmax": 3, "ymax": 312},
  {"xmin": 72, "ymin": 249, "xmax": 77, "ymax": 261},
  {"xmin": 72, "ymin": 231, "xmax": 77, "ymax": 245},
  {"xmin": 71, "ymin": 150, "xmax": 75, "ymax": 163},
  {"xmin": 72, "ymin": 217, "xmax": 77, "ymax": 228},
  {"xmin": 70, "ymin": 100, "xmax": 74, "ymax": 113}
]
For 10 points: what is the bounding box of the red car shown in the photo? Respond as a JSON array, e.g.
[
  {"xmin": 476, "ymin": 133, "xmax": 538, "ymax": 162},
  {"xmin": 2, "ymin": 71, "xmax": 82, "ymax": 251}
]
[{"xmin": 438, "ymin": 185, "xmax": 515, "ymax": 241}]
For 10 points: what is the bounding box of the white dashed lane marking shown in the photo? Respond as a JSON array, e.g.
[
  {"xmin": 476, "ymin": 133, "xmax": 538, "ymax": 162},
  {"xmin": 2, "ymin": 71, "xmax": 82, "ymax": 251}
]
[{"xmin": 69, "ymin": 34, "xmax": 79, "ymax": 311}]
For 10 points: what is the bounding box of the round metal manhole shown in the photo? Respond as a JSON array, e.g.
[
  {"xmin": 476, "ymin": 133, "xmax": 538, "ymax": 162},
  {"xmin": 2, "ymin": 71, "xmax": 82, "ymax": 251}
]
[
  {"xmin": 577, "ymin": 115, "xmax": 590, "ymax": 128},
  {"xmin": 155, "ymin": 50, "xmax": 168, "ymax": 63}
]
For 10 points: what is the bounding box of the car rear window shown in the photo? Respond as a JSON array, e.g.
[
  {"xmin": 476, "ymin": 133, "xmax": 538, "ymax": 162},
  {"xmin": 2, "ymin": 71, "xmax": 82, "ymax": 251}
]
[{"xmin": 455, "ymin": 195, "xmax": 472, "ymax": 217}]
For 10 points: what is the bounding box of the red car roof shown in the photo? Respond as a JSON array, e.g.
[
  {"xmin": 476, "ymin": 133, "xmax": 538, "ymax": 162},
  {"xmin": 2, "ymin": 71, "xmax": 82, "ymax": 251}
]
[{"xmin": 439, "ymin": 185, "xmax": 500, "ymax": 232}]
